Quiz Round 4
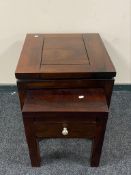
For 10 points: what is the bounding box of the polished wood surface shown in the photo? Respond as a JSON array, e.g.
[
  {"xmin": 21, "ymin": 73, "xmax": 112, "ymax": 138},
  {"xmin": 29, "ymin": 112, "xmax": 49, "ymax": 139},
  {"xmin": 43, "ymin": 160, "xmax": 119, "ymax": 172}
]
[
  {"xmin": 34, "ymin": 122, "xmax": 98, "ymax": 138},
  {"xmin": 22, "ymin": 89, "xmax": 108, "ymax": 113},
  {"xmin": 15, "ymin": 33, "xmax": 116, "ymax": 167},
  {"xmin": 17, "ymin": 79, "xmax": 114, "ymax": 109},
  {"xmin": 23, "ymin": 117, "xmax": 41, "ymax": 167},
  {"xmin": 42, "ymin": 36, "xmax": 89, "ymax": 65},
  {"xmin": 15, "ymin": 33, "xmax": 116, "ymax": 79},
  {"xmin": 22, "ymin": 88, "xmax": 108, "ymax": 167}
]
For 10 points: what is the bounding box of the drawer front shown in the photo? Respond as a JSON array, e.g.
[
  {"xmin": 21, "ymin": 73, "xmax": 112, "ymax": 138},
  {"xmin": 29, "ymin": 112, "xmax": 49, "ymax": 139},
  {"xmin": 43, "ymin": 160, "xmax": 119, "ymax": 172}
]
[{"xmin": 34, "ymin": 122, "xmax": 97, "ymax": 138}]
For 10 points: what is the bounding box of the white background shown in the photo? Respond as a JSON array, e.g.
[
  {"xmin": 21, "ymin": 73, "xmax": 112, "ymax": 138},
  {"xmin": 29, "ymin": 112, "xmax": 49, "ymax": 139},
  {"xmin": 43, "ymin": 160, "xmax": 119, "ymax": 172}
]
[{"xmin": 0, "ymin": 0, "xmax": 130, "ymax": 84}]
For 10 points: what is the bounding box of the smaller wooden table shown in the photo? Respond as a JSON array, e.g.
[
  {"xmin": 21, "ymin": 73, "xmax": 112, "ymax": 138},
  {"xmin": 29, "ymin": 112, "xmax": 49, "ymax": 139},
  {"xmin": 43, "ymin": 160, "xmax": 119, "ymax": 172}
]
[{"xmin": 15, "ymin": 33, "xmax": 116, "ymax": 167}]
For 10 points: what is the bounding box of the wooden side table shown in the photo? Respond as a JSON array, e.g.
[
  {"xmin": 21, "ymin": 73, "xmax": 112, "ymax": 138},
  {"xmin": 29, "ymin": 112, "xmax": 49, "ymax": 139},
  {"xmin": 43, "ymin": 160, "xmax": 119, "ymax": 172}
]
[{"xmin": 15, "ymin": 33, "xmax": 116, "ymax": 167}]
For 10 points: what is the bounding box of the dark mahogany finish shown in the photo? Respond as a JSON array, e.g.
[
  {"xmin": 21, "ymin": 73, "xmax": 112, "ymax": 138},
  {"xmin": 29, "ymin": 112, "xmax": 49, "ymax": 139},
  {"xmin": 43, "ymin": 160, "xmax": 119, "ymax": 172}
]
[
  {"xmin": 15, "ymin": 33, "xmax": 116, "ymax": 167},
  {"xmin": 15, "ymin": 33, "xmax": 116, "ymax": 79},
  {"xmin": 23, "ymin": 89, "xmax": 108, "ymax": 113}
]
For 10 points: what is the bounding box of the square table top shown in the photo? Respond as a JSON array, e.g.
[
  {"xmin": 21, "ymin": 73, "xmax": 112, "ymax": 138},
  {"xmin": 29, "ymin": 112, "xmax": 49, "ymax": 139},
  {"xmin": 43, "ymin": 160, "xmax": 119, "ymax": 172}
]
[{"xmin": 15, "ymin": 33, "xmax": 116, "ymax": 80}]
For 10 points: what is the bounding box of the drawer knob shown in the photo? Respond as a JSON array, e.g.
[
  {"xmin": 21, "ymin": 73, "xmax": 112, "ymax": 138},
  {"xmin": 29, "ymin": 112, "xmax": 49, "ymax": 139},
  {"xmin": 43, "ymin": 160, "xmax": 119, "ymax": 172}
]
[{"xmin": 62, "ymin": 127, "xmax": 68, "ymax": 136}]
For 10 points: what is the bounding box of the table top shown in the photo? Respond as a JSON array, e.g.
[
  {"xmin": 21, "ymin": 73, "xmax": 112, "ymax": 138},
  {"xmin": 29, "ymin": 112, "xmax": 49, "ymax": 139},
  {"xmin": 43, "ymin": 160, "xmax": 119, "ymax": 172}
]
[{"xmin": 15, "ymin": 33, "xmax": 116, "ymax": 80}]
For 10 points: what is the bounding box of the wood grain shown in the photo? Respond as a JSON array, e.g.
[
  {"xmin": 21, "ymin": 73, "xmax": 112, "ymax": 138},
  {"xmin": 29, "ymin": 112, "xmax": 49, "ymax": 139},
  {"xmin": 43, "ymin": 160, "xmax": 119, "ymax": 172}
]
[
  {"xmin": 22, "ymin": 88, "xmax": 108, "ymax": 113},
  {"xmin": 34, "ymin": 122, "xmax": 97, "ymax": 138},
  {"xmin": 15, "ymin": 34, "xmax": 44, "ymax": 79},
  {"xmin": 15, "ymin": 33, "xmax": 116, "ymax": 79},
  {"xmin": 16, "ymin": 33, "xmax": 116, "ymax": 167}
]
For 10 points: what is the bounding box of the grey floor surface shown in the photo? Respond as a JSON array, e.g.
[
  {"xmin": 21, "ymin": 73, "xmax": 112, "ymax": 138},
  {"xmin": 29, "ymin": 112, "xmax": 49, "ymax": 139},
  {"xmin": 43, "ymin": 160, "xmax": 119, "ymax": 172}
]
[{"xmin": 0, "ymin": 91, "xmax": 131, "ymax": 175}]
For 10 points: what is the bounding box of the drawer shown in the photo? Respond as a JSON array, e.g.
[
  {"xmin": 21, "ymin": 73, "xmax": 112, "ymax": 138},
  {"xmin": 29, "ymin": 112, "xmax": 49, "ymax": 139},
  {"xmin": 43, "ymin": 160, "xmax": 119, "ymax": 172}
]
[{"xmin": 34, "ymin": 122, "xmax": 97, "ymax": 138}]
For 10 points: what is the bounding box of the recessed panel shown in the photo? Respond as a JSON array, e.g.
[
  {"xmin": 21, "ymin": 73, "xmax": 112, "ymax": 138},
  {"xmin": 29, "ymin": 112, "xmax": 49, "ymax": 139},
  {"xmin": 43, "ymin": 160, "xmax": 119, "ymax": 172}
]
[{"xmin": 41, "ymin": 37, "xmax": 89, "ymax": 65}]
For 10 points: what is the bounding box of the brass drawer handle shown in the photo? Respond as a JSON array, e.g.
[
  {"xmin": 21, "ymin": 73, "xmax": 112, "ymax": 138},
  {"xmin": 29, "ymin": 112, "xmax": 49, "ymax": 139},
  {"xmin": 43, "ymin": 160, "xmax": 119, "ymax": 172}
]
[{"xmin": 62, "ymin": 127, "xmax": 68, "ymax": 136}]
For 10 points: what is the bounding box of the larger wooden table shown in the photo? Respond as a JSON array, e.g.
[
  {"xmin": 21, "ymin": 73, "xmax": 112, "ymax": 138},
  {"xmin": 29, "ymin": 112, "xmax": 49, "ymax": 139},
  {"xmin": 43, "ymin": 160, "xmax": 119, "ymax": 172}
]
[{"xmin": 15, "ymin": 33, "xmax": 116, "ymax": 167}]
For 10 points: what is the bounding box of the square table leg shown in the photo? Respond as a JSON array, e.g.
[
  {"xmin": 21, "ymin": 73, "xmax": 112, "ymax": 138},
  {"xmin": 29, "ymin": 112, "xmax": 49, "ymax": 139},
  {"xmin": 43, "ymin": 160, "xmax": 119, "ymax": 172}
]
[
  {"xmin": 90, "ymin": 118, "xmax": 107, "ymax": 167},
  {"xmin": 23, "ymin": 117, "xmax": 41, "ymax": 167}
]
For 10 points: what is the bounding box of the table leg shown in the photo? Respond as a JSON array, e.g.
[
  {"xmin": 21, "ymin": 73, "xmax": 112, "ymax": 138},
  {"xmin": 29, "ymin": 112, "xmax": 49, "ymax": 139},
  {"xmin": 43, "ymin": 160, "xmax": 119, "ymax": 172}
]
[
  {"xmin": 23, "ymin": 117, "xmax": 41, "ymax": 167},
  {"xmin": 90, "ymin": 119, "xmax": 107, "ymax": 167}
]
